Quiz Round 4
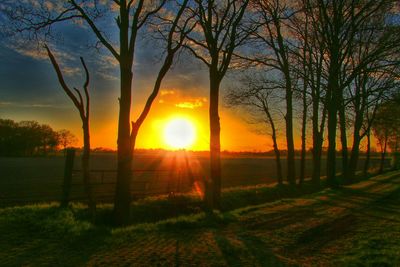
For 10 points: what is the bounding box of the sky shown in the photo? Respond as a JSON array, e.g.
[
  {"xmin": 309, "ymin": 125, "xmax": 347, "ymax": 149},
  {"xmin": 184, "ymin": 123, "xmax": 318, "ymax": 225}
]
[{"xmin": 0, "ymin": 4, "xmax": 278, "ymax": 152}]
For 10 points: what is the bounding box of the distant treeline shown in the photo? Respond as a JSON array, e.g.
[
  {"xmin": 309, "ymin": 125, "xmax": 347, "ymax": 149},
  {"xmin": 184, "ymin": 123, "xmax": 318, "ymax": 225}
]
[{"xmin": 0, "ymin": 119, "xmax": 76, "ymax": 156}]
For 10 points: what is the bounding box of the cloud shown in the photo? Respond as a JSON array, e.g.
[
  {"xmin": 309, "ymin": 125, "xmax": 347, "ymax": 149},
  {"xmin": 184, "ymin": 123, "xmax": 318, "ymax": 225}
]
[
  {"xmin": 158, "ymin": 88, "xmax": 208, "ymax": 109},
  {"xmin": 101, "ymin": 54, "xmax": 119, "ymax": 67},
  {"xmin": 175, "ymin": 97, "xmax": 207, "ymax": 109},
  {"xmin": 8, "ymin": 44, "xmax": 48, "ymax": 60},
  {"xmin": 160, "ymin": 89, "xmax": 176, "ymax": 96},
  {"xmin": 5, "ymin": 42, "xmax": 83, "ymax": 77},
  {"xmin": 0, "ymin": 101, "xmax": 67, "ymax": 109}
]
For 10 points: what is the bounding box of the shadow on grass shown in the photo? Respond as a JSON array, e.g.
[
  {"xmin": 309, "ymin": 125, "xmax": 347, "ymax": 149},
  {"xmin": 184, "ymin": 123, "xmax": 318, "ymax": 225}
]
[
  {"xmin": 0, "ymin": 204, "xmax": 111, "ymax": 266},
  {"xmin": 43, "ymin": 170, "xmax": 399, "ymax": 229},
  {"xmin": 213, "ymin": 232, "xmax": 290, "ymax": 267}
]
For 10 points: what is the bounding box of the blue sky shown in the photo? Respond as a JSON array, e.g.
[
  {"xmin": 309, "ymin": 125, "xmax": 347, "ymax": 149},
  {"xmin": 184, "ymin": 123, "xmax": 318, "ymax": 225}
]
[{"xmin": 0, "ymin": 1, "xmax": 296, "ymax": 151}]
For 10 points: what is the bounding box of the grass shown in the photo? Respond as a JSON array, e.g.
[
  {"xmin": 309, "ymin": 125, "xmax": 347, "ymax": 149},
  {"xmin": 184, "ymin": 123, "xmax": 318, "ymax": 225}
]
[
  {"xmin": 0, "ymin": 153, "xmax": 389, "ymax": 206},
  {"xmin": 1, "ymin": 171, "xmax": 400, "ymax": 266},
  {"xmin": 78, "ymin": 168, "xmax": 382, "ymax": 226}
]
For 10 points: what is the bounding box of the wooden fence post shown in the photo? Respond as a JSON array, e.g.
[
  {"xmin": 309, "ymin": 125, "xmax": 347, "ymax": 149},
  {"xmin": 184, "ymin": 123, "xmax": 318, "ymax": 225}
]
[{"xmin": 60, "ymin": 149, "xmax": 75, "ymax": 208}]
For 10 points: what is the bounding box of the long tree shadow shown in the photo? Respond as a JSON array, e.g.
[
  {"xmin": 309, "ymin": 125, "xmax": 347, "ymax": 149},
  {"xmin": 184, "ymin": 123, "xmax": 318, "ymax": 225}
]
[
  {"xmin": 213, "ymin": 232, "xmax": 291, "ymax": 267},
  {"xmin": 214, "ymin": 234, "xmax": 244, "ymax": 266},
  {"xmin": 0, "ymin": 207, "xmax": 111, "ymax": 266},
  {"xmin": 238, "ymin": 234, "xmax": 291, "ymax": 267}
]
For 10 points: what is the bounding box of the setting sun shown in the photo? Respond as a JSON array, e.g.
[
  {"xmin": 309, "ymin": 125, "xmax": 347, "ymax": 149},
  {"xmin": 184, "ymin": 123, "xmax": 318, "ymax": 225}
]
[{"xmin": 163, "ymin": 118, "xmax": 196, "ymax": 149}]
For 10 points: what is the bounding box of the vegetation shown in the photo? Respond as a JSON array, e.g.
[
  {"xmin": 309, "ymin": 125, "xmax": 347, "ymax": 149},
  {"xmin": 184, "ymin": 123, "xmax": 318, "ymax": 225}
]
[
  {"xmin": 185, "ymin": 0, "xmax": 250, "ymax": 210},
  {"xmin": 0, "ymin": 119, "xmax": 74, "ymax": 156},
  {"xmin": 1, "ymin": 0, "xmax": 399, "ymax": 227},
  {"xmin": 45, "ymin": 45, "xmax": 96, "ymax": 219},
  {"xmin": 372, "ymin": 93, "xmax": 400, "ymax": 173},
  {"xmin": 1, "ymin": 171, "xmax": 399, "ymax": 266}
]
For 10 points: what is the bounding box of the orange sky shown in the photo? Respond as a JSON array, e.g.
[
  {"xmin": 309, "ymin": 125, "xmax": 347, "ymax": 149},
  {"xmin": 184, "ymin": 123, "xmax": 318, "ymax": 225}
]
[
  {"xmin": 2, "ymin": 82, "xmax": 371, "ymax": 152},
  {"xmin": 87, "ymin": 88, "xmax": 274, "ymax": 151}
]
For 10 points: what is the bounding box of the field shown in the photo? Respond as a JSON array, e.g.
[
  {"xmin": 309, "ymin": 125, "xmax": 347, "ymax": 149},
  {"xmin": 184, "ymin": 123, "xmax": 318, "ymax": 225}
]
[
  {"xmin": 0, "ymin": 151, "xmax": 388, "ymax": 206},
  {"xmin": 0, "ymin": 171, "xmax": 399, "ymax": 266}
]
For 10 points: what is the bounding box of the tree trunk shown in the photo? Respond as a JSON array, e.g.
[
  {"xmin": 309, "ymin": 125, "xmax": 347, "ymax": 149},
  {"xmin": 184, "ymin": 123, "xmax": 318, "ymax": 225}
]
[
  {"xmin": 348, "ymin": 135, "xmax": 361, "ymax": 181},
  {"xmin": 379, "ymin": 137, "xmax": 387, "ymax": 174},
  {"xmin": 113, "ymin": 59, "xmax": 133, "ymax": 225},
  {"xmin": 326, "ymin": 45, "xmax": 341, "ymax": 187},
  {"xmin": 363, "ymin": 129, "xmax": 371, "ymax": 176},
  {"xmin": 338, "ymin": 101, "xmax": 348, "ymax": 177},
  {"xmin": 312, "ymin": 138, "xmax": 322, "ymax": 184},
  {"xmin": 273, "ymin": 139, "xmax": 283, "ymax": 186},
  {"xmin": 285, "ymin": 80, "xmax": 296, "ymax": 186},
  {"xmin": 265, "ymin": 108, "xmax": 283, "ymax": 185},
  {"xmin": 326, "ymin": 86, "xmax": 340, "ymax": 187},
  {"xmin": 311, "ymin": 89, "xmax": 323, "ymax": 185},
  {"xmin": 299, "ymin": 87, "xmax": 307, "ymax": 185},
  {"xmin": 82, "ymin": 120, "xmax": 96, "ymax": 220},
  {"xmin": 209, "ymin": 71, "xmax": 221, "ymax": 209},
  {"xmin": 348, "ymin": 109, "xmax": 364, "ymax": 180}
]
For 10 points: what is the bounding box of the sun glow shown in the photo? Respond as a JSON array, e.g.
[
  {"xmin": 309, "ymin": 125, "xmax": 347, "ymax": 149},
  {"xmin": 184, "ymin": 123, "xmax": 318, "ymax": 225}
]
[{"xmin": 163, "ymin": 118, "xmax": 196, "ymax": 149}]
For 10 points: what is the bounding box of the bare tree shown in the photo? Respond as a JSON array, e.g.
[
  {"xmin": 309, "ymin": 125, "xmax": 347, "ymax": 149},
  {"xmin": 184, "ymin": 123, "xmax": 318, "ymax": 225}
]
[
  {"xmin": 4, "ymin": 0, "xmax": 192, "ymax": 225},
  {"xmin": 45, "ymin": 46, "xmax": 96, "ymax": 218},
  {"xmin": 226, "ymin": 74, "xmax": 284, "ymax": 185},
  {"xmin": 346, "ymin": 68, "xmax": 398, "ymax": 179},
  {"xmin": 292, "ymin": 0, "xmax": 328, "ymax": 185},
  {"xmin": 241, "ymin": 0, "xmax": 297, "ymax": 185},
  {"xmin": 373, "ymin": 94, "xmax": 400, "ymax": 173},
  {"xmin": 306, "ymin": 0, "xmax": 399, "ymax": 186},
  {"xmin": 185, "ymin": 0, "xmax": 250, "ymax": 208}
]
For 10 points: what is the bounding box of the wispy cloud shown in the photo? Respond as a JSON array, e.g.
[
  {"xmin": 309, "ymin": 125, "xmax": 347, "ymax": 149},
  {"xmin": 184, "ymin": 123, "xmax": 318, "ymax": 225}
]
[
  {"xmin": 175, "ymin": 98, "xmax": 207, "ymax": 109},
  {"xmin": 160, "ymin": 89, "xmax": 176, "ymax": 96},
  {"xmin": 0, "ymin": 101, "xmax": 67, "ymax": 109},
  {"xmin": 158, "ymin": 88, "xmax": 208, "ymax": 109}
]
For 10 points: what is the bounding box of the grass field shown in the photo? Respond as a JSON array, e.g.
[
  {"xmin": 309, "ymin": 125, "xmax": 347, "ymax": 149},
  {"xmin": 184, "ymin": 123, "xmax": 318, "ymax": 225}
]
[
  {"xmin": 0, "ymin": 171, "xmax": 399, "ymax": 266},
  {"xmin": 0, "ymin": 151, "xmax": 389, "ymax": 206}
]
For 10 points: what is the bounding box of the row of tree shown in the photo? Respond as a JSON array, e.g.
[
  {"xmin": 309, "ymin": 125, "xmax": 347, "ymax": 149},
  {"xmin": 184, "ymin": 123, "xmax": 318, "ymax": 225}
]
[
  {"xmin": 227, "ymin": 0, "xmax": 400, "ymax": 187},
  {"xmin": 0, "ymin": 119, "xmax": 77, "ymax": 156},
  {"xmin": 373, "ymin": 94, "xmax": 400, "ymax": 172},
  {"xmin": 3, "ymin": 0, "xmax": 399, "ymax": 225}
]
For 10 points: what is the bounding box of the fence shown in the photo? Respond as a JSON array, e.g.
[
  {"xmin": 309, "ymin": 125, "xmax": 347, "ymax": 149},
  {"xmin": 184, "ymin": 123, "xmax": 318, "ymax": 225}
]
[{"xmin": 62, "ymin": 167, "xmax": 204, "ymax": 205}]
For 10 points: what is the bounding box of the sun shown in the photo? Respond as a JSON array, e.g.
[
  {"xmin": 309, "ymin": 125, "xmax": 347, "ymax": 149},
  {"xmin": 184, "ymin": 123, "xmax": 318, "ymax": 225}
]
[{"xmin": 163, "ymin": 118, "xmax": 196, "ymax": 149}]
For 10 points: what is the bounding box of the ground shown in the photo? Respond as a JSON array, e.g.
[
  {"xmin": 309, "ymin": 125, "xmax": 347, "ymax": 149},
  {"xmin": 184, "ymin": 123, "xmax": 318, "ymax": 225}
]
[{"xmin": 1, "ymin": 171, "xmax": 400, "ymax": 266}]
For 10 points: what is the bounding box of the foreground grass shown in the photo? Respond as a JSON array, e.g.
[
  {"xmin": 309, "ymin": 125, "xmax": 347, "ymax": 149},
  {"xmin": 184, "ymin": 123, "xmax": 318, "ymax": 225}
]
[{"xmin": 1, "ymin": 171, "xmax": 400, "ymax": 266}]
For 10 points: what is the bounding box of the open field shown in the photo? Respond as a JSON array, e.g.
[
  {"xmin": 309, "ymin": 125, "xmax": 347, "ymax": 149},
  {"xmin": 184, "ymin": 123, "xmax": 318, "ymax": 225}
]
[
  {"xmin": 0, "ymin": 151, "xmax": 390, "ymax": 206},
  {"xmin": 0, "ymin": 171, "xmax": 399, "ymax": 266}
]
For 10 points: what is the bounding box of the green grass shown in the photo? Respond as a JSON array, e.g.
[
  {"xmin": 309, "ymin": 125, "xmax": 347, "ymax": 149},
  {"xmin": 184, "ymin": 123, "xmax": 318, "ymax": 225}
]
[
  {"xmin": 1, "ymin": 171, "xmax": 400, "ymax": 266},
  {"xmin": 0, "ymin": 153, "xmax": 389, "ymax": 207},
  {"xmin": 82, "ymin": 168, "xmax": 382, "ymax": 226}
]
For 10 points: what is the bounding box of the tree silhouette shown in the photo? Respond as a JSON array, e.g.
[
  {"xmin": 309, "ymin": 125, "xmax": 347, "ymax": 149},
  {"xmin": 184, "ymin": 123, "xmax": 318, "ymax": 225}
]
[
  {"xmin": 45, "ymin": 45, "xmax": 96, "ymax": 218},
  {"xmin": 227, "ymin": 74, "xmax": 284, "ymax": 185},
  {"xmin": 57, "ymin": 129, "xmax": 78, "ymax": 154},
  {"xmin": 0, "ymin": 119, "xmax": 60, "ymax": 156},
  {"xmin": 4, "ymin": 0, "xmax": 192, "ymax": 225},
  {"xmin": 185, "ymin": 0, "xmax": 250, "ymax": 208}
]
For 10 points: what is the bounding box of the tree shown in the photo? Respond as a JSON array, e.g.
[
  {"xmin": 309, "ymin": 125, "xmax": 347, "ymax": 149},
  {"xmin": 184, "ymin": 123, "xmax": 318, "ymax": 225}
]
[
  {"xmin": 373, "ymin": 94, "xmax": 400, "ymax": 173},
  {"xmin": 240, "ymin": 0, "xmax": 297, "ymax": 185},
  {"xmin": 292, "ymin": 0, "xmax": 327, "ymax": 185},
  {"xmin": 306, "ymin": 0, "xmax": 399, "ymax": 186},
  {"xmin": 4, "ymin": 0, "xmax": 192, "ymax": 225},
  {"xmin": 0, "ymin": 119, "xmax": 18, "ymax": 156},
  {"xmin": 0, "ymin": 119, "xmax": 61, "ymax": 156},
  {"xmin": 226, "ymin": 73, "xmax": 284, "ymax": 185},
  {"xmin": 57, "ymin": 129, "xmax": 78, "ymax": 154},
  {"xmin": 45, "ymin": 47, "xmax": 96, "ymax": 217},
  {"xmin": 185, "ymin": 0, "xmax": 250, "ymax": 208},
  {"xmin": 346, "ymin": 67, "xmax": 398, "ymax": 179},
  {"xmin": 18, "ymin": 120, "xmax": 43, "ymax": 156}
]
